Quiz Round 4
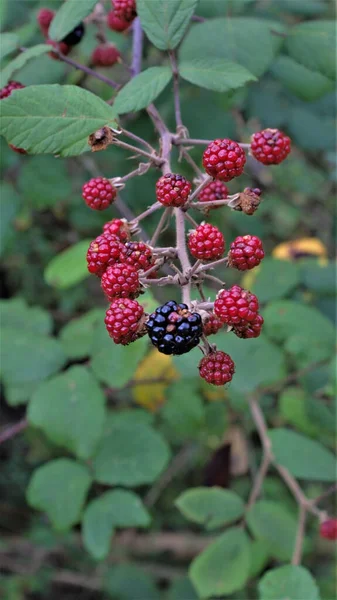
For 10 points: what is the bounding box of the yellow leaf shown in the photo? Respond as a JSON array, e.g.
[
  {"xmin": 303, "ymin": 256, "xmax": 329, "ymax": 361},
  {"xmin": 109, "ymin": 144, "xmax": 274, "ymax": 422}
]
[
  {"xmin": 132, "ymin": 349, "xmax": 178, "ymax": 412},
  {"xmin": 272, "ymin": 237, "xmax": 328, "ymax": 263}
]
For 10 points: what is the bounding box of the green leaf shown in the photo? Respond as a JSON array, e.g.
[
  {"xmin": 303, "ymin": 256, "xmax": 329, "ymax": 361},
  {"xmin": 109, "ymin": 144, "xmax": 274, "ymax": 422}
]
[
  {"xmin": 60, "ymin": 309, "xmax": 104, "ymax": 359},
  {"xmin": 179, "ymin": 58, "xmax": 256, "ymax": 92},
  {"xmin": 247, "ymin": 501, "xmax": 297, "ymax": 561},
  {"xmin": 271, "ymin": 55, "xmax": 334, "ymax": 102},
  {"xmin": 44, "ymin": 240, "xmax": 91, "ymax": 289},
  {"xmin": 0, "ymin": 85, "xmax": 117, "ymax": 157},
  {"xmin": 27, "ymin": 459, "xmax": 92, "ymax": 531},
  {"xmin": 189, "ymin": 527, "xmax": 251, "ymax": 598},
  {"xmin": 93, "ymin": 422, "xmax": 170, "ymax": 486},
  {"xmin": 286, "ymin": 20, "xmax": 335, "ymax": 81},
  {"xmin": 49, "ymin": 0, "xmax": 98, "ymax": 42},
  {"xmin": 0, "ymin": 182, "xmax": 22, "ymax": 255},
  {"xmin": 0, "ymin": 33, "xmax": 19, "ymax": 62},
  {"xmin": 137, "ymin": 0, "xmax": 198, "ymax": 50},
  {"xmin": 90, "ymin": 321, "xmax": 148, "ymax": 389},
  {"xmin": 215, "ymin": 333, "xmax": 286, "ymax": 394},
  {"xmin": 180, "ymin": 18, "xmax": 286, "ymax": 77},
  {"xmin": 263, "ymin": 300, "xmax": 335, "ymax": 367},
  {"xmin": 249, "ymin": 539, "xmax": 270, "ymax": 579},
  {"xmin": 299, "ymin": 260, "xmax": 336, "ymax": 294},
  {"xmin": 279, "ymin": 387, "xmax": 320, "ymax": 437},
  {"xmin": 82, "ymin": 490, "xmax": 151, "ymax": 560},
  {"xmin": 0, "ymin": 297, "xmax": 52, "ymax": 335},
  {"xmin": 28, "ymin": 366, "xmax": 106, "ymax": 460},
  {"xmin": 0, "ymin": 45, "xmax": 51, "ymax": 87},
  {"xmin": 176, "ymin": 487, "xmax": 244, "ymax": 530},
  {"xmin": 104, "ymin": 565, "xmax": 160, "ymax": 600},
  {"xmin": 259, "ymin": 565, "xmax": 320, "ymax": 600},
  {"xmin": 268, "ymin": 428, "xmax": 337, "ymax": 482},
  {"xmin": 250, "ymin": 258, "xmax": 300, "ymax": 303},
  {"xmin": 162, "ymin": 380, "xmax": 205, "ymax": 441},
  {"xmin": 114, "ymin": 67, "xmax": 172, "ymax": 115},
  {"xmin": 18, "ymin": 156, "xmax": 72, "ymax": 209},
  {"xmin": 167, "ymin": 577, "xmax": 198, "ymax": 600},
  {"xmin": 0, "ymin": 327, "xmax": 66, "ymax": 387}
]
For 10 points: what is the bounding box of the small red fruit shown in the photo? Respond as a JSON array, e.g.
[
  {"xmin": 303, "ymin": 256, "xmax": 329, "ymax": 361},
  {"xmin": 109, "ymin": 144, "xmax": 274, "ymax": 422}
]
[
  {"xmin": 82, "ymin": 177, "xmax": 116, "ymax": 211},
  {"xmin": 202, "ymin": 139, "xmax": 246, "ymax": 182},
  {"xmin": 91, "ymin": 44, "xmax": 121, "ymax": 67},
  {"xmin": 250, "ymin": 128, "xmax": 291, "ymax": 165},
  {"xmin": 107, "ymin": 11, "xmax": 130, "ymax": 32},
  {"xmin": 198, "ymin": 180, "xmax": 229, "ymax": 208},
  {"xmin": 214, "ymin": 285, "xmax": 259, "ymax": 325},
  {"xmin": 37, "ymin": 8, "xmax": 55, "ymax": 36},
  {"xmin": 112, "ymin": 0, "xmax": 137, "ymax": 22},
  {"xmin": 228, "ymin": 235, "xmax": 264, "ymax": 271},
  {"xmin": 120, "ymin": 241, "xmax": 154, "ymax": 271},
  {"xmin": 0, "ymin": 80, "xmax": 25, "ymax": 99},
  {"xmin": 320, "ymin": 519, "xmax": 337, "ymax": 541},
  {"xmin": 103, "ymin": 218, "xmax": 131, "ymax": 242},
  {"xmin": 105, "ymin": 298, "xmax": 146, "ymax": 344},
  {"xmin": 203, "ymin": 313, "xmax": 223, "ymax": 336},
  {"xmin": 47, "ymin": 39, "xmax": 70, "ymax": 59},
  {"xmin": 199, "ymin": 351, "xmax": 235, "ymax": 386},
  {"xmin": 156, "ymin": 173, "xmax": 192, "ymax": 207},
  {"xmin": 86, "ymin": 233, "xmax": 124, "ymax": 277},
  {"xmin": 232, "ymin": 313, "xmax": 264, "ymax": 339},
  {"xmin": 188, "ymin": 223, "xmax": 225, "ymax": 261},
  {"xmin": 101, "ymin": 263, "xmax": 140, "ymax": 300}
]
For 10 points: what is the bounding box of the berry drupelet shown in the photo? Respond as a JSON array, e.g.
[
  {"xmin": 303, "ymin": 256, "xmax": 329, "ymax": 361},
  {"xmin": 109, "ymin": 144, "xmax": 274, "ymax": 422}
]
[
  {"xmin": 202, "ymin": 139, "xmax": 246, "ymax": 182},
  {"xmin": 214, "ymin": 285, "xmax": 259, "ymax": 325},
  {"xmin": 250, "ymin": 128, "xmax": 291, "ymax": 165},
  {"xmin": 103, "ymin": 218, "xmax": 131, "ymax": 242},
  {"xmin": 112, "ymin": 0, "xmax": 137, "ymax": 23},
  {"xmin": 198, "ymin": 181, "xmax": 229, "ymax": 208},
  {"xmin": 188, "ymin": 223, "xmax": 225, "ymax": 261},
  {"xmin": 199, "ymin": 351, "xmax": 235, "ymax": 386},
  {"xmin": 92, "ymin": 44, "xmax": 121, "ymax": 67},
  {"xmin": 86, "ymin": 233, "xmax": 124, "ymax": 276},
  {"xmin": 228, "ymin": 235, "xmax": 264, "ymax": 271},
  {"xmin": 147, "ymin": 301, "xmax": 202, "ymax": 356},
  {"xmin": 101, "ymin": 263, "xmax": 140, "ymax": 300},
  {"xmin": 156, "ymin": 173, "xmax": 192, "ymax": 207},
  {"xmin": 105, "ymin": 298, "xmax": 146, "ymax": 345},
  {"xmin": 82, "ymin": 177, "xmax": 117, "ymax": 210}
]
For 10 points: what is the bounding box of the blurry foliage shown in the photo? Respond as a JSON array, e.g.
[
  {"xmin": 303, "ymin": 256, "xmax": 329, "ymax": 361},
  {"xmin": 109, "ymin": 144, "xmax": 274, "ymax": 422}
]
[{"xmin": 0, "ymin": 0, "xmax": 336, "ymax": 599}]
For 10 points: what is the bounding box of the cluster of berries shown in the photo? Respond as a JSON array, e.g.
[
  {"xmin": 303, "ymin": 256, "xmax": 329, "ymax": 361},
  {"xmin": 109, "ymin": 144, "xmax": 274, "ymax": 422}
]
[
  {"xmin": 81, "ymin": 128, "xmax": 291, "ymax": 386},
  {"xmin": 37, "ymin": 8, "xmax": 85, "ymax": 59},
  {"xmin": 107, "ymin": 0, "xmax": 137, "ymax": 33}
]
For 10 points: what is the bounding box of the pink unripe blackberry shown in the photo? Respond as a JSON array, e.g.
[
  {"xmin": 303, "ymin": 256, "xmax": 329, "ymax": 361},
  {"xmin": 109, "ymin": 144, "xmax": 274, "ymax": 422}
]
[
  {"xmin": 320, "ymin": 519, "xmax": 337, "ymax": 541},
  {"xmin": 232, "ymin": 314, "xmax": 264, "ymax": 339},
  {"xmin": 156, "ymin": 173, "xmax": 192, "ymax": 207},
  {"xmin": 203, "ymin": 313, "xmax": 223, "ymax": 336},
  {"xmin": 101, "ymin": 263, "xmax": 140, "ymax": 300},
  {"xmin": 0, "ymin": 81, "xmax": 25, "ymax": 99},
  {"xmin": 198, "ymin": 181, "xmax": 229, "ymax": 208},
  {"xmin": 250, "ymin": 128, "xmax": 291, "ymax": 165},
  {"xmin": 82, "ymin": 177, "xmax": 116, "ymax": 211},
  {"xmin": 86, "ymin": 234, "xmax": 124, "ymax": 277},
  {"xmin": 105, "ymin": 298, "xmax": 146, "ymax": 345},
  {"xmin": 112, "ymin": 0, "xmax": 137, "ymax": 22},
  {"xmin": 188, "ymin": 223, "xmax": 225, "ymax": 261},
  {"xmin": 228, "ymin": 235, "xmax": 264, "ymax": 271},
  {"xmin": 37, "ymin": 8, "xmax": 55, "ymax": 36},
  {"xmin": 214, "ymin": 285, "xmax": 259, "ymax": 325},
  {"xmin": 91, "ymin": 44, "xmax": 121, "ymax": 67},
  {"xmin": 199, "ymin": 351, "xmax": 235, "ymax": 386},
  {"xmin": 202, "ymin": 139, "xmax": 246, "ymax": 182},
  {"xmin": 120, "ymin": 241, "xmax": 154, "ymax": 271},
  {"xmin": 103, "ymin": 219, "xmax": 131, "ymax": 242},
  {"xmin": 107, "ymin": 11, "xmax": 130, "ymax": 32}
]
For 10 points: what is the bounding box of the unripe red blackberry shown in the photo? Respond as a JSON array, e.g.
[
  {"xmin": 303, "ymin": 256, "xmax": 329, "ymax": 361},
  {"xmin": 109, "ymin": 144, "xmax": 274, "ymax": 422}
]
[
  {"xmin": 82, "ymin": 177, "xmax": 116, "ymax": 210},
  {"xmin": 320, "ymin": 519, "xmax": 337, "ymax": 541},
  {"xmin": 203, "ymin": 313, "xmax": 223, "ymax": 336},
  {"xmin": 199, "ymin": 351, "xmax": 235, "ymax": 386},
  {"xmin": 37, "ymin": 8, "xmax": 55, "ymax": 36},
  {"xmin": 202, "ymin": 139, "xmax": 246, "ymax": 182},
  {"xmin": 228, "ymin": 235, "xmax": 264, "ymax": 271},
  {"xmin": 47, "ymin": 39, "xmax": 70, "ymax": 59},
  {"xmin": 92, "ymin": 43, "xmax": 121, "ymax": 67},
  {"xmin": 232, "ymin": 313, "xmax": 264, "ymax": 339},
  {"xmin": 198, "ymin": 181, "xmax": 229, "ymax": 208},
  {"xmin": 214, "ymin": 285, "xmax": 259, "ymax": 325},
  {"xmin": 107, "ymin": 11, "xmax": 130, "ymax": 32},
  {"xmin": 86, "ymin": 233, "xmax": 124, "ymax": 277},
  {"xmin": 105, "ymin": 298, "xmax": 146, "ymax": 345},
  {"xmin": 0, "ymin": 80, "xmax": 25, "ymax": 99},
  {"xmin": 156, "ymin": 173, "xmax": 192, "ymax": 207},
  {"xmin": 250, "ymin": 128, "xmax": 291, "ymax": 165},
  {"xmin": 120, "ymin": 241, "xmax": 154, "ymax": 271},
  {"xmin": 103, "ymin": 218, "xmax": 131, "ymax": 242},
  {"xmin": 188, "ymin": 223, "xmax": 225, "ymax": 261},
  {"xmin": 112, "ymin": 0, "xmax": 137, "ymax": 22},
  {"xmin": 101, "ymin": 263, "xmax": 140, "ymax": 300},
  {"xmin": 9, "ymin": 144, "xmax": 27, "ymax": 155}
]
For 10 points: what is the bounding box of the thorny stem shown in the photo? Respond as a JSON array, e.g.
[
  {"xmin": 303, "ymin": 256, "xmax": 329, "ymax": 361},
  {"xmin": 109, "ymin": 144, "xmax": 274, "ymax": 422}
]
[
  {"xmin": 179, "ymin": 146, "xmax": 204, "ymax": 178},
  {"xmin": 198, "ymin": 256, "xmax": 228, "ymax": 272},
  {"xmin": 150, "ymin": 208, "xmax": 172, "ymax": 246},
  {"xmin": 113, "ymin": 139, "xmax": 163, "ymax": 166},
  {"xmin": 175, "ymin": 208, "xmax": 192, "ymax": 304},
  {"xmin": 169, "ymin": 50, "xmax": 183, "ymax": 130}
]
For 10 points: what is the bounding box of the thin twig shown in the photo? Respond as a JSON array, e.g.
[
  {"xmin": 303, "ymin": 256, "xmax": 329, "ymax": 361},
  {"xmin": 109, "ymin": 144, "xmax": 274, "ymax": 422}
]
[
  {"xmin": 185, "ymin": 175, "xmax": 213, "ymax": 206},
  {"xmin": 131, "ymin": 17, "xmax": 143, "ymax": 76},
  {"xmin": 113, "ymin": 139, "xmax": 162, "ymax": 165},
  {"xmin": 150, "ymin": 208, "xmax": 172, "ymax": 246},
  {"xmin": 175, "ymin": 208, "xmax": 192, "ymax": 304},
  {"xmin": 0, "ymin": 419, "xmax": 28, "ymax": 445},
  {"xmin": 180, "ymin": 147, "xmax": 203, "ymax": 178},
  {"xmin": 169, "ymin": 50, "xmax": 183, "ymax": 130},
  {"xmin": 292, "ymin": 505, "xmax": 307, "ymax": 565},
  {"xmin": 121, "ymin": 128, "xmax": 154, "ymax": 152},
  {"xmin": 57, "ymin": 51, "xmax": 118, "ymax": 88},
  {"xmin": 131, "ymin": 202, "xmax": 162, "ymax": 224}
]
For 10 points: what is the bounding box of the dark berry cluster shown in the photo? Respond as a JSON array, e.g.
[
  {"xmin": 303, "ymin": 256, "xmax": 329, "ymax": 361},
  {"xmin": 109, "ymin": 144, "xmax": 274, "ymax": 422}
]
[{"xmin": 147, "ymin": 301, "xmax": 202, "ymax": 355}]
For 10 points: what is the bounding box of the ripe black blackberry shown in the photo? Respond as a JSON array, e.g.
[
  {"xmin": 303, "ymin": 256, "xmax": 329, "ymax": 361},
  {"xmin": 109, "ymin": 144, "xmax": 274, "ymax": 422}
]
[
  {"xmin": 62, "ymin": 22, "xmax": 85, "ymax": 46},
  {"xmin": 146, "ymin": 301, "xmax": 202, "ymax": 356}
]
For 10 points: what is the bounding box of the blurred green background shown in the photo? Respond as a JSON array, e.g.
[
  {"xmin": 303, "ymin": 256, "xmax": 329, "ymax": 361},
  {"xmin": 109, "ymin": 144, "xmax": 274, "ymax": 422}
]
[{"xmin": 0, "ymin": 0, "xmax": 336, "ymax": 599}]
